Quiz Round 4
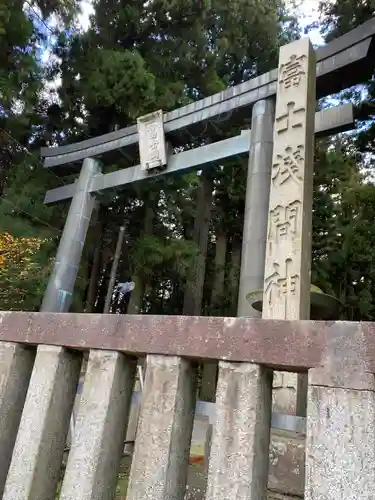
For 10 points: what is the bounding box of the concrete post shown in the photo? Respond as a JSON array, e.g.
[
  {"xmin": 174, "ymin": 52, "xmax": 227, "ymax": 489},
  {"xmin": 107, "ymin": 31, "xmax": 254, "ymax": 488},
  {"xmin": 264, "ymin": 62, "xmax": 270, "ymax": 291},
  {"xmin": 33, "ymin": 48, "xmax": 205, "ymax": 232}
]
[
  {"xmin": 0, "ymin": 343, "xmax": 35, "ymax": 497},
  {"xmin": 206, "ymin": 361, "xmax": 273, "ymax": 500},
  {"xmin": 127, "ymin": 355, "xmax": 197, "ymax": 500},
  {"xmin": 305, "ymin": 369, "xmax": 375, "ymax": 499},
  {"xmin": 60, "ymin": 351, "xmax": 136, "ymax": 500},
  {"xmin": 237, "ymin": 98, "xmax": 275, "ymax": 317},
  {"xmin": 41, "ymin": 157, "xmax": 101, "ymax": 312},
  {"xmin": 305, "ymin": 322, "xmax": 375, "ymax": 499},
  {"xmin": 3, "ymin": 345, "xmax": 81, "ymax": 500}
]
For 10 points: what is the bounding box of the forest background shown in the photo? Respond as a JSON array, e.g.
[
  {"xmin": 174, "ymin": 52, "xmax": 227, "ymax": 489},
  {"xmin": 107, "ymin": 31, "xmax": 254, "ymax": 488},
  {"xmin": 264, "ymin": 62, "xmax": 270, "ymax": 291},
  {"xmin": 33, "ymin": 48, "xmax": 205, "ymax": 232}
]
[{"xmin": 1, "ymin": 0, "xmax": 375, "ymax": 321}]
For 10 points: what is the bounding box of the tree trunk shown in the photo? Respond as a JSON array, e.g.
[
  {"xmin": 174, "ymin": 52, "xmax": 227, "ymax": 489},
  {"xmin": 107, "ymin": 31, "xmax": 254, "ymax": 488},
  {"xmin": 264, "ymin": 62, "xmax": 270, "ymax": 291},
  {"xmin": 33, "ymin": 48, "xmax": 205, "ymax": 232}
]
[
  {"xmin": 183, "ymin": 174, "xmax": 214, "ymax": 402},
  {"xmin": 229, "ymin": 239, "xmax": 242, "ymax": 316},
  {"xmin": 127, "ymin": 197, "xmax": 155, "ymax": 314},
  {"xmin": 183, "ymin": 173, "xmax": 213, "ymax": 315},
  {"xmin": 211, "ymin": 231, "xmax": 227, "ymax": 312},
  {"xmin": 104, "ymin": 225, "xmax": 126, "ymax": 313},
  {"xmin": 84, "ymin": 203, "xmax": 104, "ymax": 313},
  {"xmin": 85, "ymin": 245, "xmax": 102, "ymax": 312}
]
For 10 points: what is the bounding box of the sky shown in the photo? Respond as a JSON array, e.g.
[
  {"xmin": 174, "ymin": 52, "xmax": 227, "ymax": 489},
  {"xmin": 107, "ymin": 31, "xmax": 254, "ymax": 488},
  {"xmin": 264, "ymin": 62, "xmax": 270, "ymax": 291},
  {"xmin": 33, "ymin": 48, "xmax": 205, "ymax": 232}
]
[
  {"xmin": 77, "ymin": 0, "xmax": 94, "ymax": 31},
  {"xmin": 293, "ymin": 0, "xmax": 325, "ymax": 45}
]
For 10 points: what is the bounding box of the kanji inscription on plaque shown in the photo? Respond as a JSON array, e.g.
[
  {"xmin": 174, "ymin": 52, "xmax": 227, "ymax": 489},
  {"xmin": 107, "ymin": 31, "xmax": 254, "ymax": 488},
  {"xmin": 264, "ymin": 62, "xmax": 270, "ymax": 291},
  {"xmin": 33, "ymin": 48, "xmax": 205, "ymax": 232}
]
[{"xmin": 137, "ymin": 110, "xmax": 167, "ymax": 171}]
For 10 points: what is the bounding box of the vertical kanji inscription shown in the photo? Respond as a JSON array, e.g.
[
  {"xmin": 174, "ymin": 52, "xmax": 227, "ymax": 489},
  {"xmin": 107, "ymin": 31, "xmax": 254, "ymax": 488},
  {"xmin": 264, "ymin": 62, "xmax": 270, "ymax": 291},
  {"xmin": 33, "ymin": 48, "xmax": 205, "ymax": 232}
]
[{"xmin": 263, "ymin": 38, "xmax": 316, "ymax": 321}]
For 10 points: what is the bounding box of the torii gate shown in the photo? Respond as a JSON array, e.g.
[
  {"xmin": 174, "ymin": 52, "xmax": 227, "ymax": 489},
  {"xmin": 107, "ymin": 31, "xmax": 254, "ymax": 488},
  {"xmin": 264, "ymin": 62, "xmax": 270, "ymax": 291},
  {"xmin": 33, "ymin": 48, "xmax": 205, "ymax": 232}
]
[
  {"xmin": 2, "ymin": 21, "xmax": 375, "ymax": 500},
  {"xmin": 40, "ymin": 19, "xmax": 375, "ymax": 417}
]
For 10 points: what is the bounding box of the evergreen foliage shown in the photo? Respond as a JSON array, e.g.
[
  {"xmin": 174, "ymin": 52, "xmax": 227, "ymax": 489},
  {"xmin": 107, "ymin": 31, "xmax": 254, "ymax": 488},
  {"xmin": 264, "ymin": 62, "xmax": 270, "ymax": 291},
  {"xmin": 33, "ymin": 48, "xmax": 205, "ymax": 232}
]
[{"xmin": 1, "ymin": 0, "xmax": 375, "ymax": 321}]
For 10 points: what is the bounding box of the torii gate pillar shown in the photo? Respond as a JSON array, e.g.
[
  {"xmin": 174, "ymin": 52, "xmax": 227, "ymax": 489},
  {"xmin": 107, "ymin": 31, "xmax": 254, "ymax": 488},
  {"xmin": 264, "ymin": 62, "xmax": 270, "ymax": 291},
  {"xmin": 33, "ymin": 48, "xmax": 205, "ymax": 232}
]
[
  {"xmin": 238, "ymin": 98, "xmax": 275, "ymax": 318},
  {"xmin": 41, "ymin": 158, "xmax": 101, "ymax": 313}
]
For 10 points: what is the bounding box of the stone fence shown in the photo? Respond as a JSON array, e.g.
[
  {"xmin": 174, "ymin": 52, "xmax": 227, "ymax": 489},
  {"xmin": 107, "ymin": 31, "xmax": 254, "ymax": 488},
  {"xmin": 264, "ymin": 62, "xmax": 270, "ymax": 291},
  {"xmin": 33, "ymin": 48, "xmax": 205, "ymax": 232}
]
[{"xmin": 0, "ymin": 311, "xmax": 374, "ymax": 499}]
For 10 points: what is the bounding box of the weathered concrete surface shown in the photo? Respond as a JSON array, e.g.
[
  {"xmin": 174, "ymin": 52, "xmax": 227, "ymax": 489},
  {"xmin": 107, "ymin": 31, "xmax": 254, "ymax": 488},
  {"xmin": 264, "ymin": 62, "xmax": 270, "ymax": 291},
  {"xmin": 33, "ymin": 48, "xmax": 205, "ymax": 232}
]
[
  {"xmin": 269, "ymin": 429, "xmax": 304, "ymax": 497},
  {"xmin": 110, "ymin": 433, "xmax": 304, "ymax": 500},
  {"xmin": 206, "ymin": 361, "xmax": 273, "ymax": 500},
  {"xmin": 262, "ymin": 36, "xmax": 317, "ymax": 315},
  {"xmin": 305, "ymin": 322, "xmax": 375, "ymax": 499},
  {"xmin": 60, "ymin": 351, "xmax": 136, "ymax": 500},
  {"xmin": 305, "ymin": 383, "xmax": 375, "ymax": 500},
  {"xmin": 126, "ymin": 355, "xmax": 197, "ymax": 500},
  {"xmin": 3, "ymin": 312, "xmax": 375, "ymax": 373},
  {"xmin": 3, "ymin": 345, "xmax": 81, "ymax": 500},
  {"xmin": 262, "ymin": 37, "xmax": 316, "ymax": 418},
  {"xmin": 0, "ymin": 342, "xmax": 35, "ymax": 497}
]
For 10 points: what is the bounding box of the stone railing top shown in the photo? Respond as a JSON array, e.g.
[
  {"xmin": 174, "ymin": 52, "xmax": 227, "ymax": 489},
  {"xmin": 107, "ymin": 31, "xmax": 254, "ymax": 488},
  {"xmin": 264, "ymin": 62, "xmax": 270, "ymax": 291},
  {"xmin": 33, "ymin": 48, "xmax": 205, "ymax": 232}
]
[{"xmin": 1, "ymin": 311, "xmax": 375, "ymax": 375}]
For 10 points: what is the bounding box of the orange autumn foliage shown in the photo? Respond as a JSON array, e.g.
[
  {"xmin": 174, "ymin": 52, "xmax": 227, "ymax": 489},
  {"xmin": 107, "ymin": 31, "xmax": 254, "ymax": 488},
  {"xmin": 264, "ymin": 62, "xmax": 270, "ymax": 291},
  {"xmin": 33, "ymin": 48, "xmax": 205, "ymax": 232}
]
[{"xmin": 0, "ymin": 232, "xmax": 44, "ymax": 273}]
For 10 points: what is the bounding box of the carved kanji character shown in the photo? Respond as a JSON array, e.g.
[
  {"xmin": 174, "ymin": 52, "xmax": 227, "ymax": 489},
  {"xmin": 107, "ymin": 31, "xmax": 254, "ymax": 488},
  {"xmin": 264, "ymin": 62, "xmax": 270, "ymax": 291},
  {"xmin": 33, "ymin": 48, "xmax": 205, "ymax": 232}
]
[
  {"xmin": 272, "ymin": 146, "xmax": 304, "ymax": 187},
  {"xmin": 278, "ymin": 258, "xmax": 299, "ymax": 296},
  {"xmin": 276, "ymin": 101, "xmax": 305, "ymax": 134},
  {"xmin": 269, "ymin": 201, "xmax": 300, "ymax": 244},
  {"xmin": 147, "ymin": 123, "xmax": 158, "ymax": 140},
  {"xmin": 286, "ymin": 200, "xmax": 300, "ymax": 232},
  {"xmin": 264, "ymin": 262, "xmax": 281, "ymax": 305},
  {"xmin": 279, "ymin": 54, "xmax": 306, "ymax": 89},
  {"xmin": 264, "ymin": 259, "xmax": 299, "ymax": 307}
]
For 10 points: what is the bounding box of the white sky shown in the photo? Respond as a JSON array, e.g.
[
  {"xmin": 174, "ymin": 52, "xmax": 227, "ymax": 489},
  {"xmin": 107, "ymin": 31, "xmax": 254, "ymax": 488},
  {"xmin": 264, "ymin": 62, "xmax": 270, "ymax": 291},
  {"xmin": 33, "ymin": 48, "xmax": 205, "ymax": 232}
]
[
  {"xmin": 293, "ymin": 0, "xmax": 325, "ymax": 45},
  {"xmin": 77, "ymin": 0, "xmax": 94, "ymax": 31}
]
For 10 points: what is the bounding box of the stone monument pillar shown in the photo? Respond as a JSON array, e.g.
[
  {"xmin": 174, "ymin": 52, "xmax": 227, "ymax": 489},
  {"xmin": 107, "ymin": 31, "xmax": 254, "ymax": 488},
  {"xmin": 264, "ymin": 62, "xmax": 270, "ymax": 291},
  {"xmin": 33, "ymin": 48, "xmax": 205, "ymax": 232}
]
[{"xmin": 262, "ymin": 38, "xmax": 316, "ymax": 418}]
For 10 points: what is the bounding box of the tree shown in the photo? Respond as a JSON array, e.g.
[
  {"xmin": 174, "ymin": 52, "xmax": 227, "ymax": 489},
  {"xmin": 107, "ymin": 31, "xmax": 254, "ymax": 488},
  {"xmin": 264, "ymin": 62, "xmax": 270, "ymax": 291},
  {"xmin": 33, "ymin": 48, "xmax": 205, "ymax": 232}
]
[
  {"xmin": 317, "ymin": 0, "xmax": 374, "ymax": 41},
  {"xmin": 312, "ymin": 136, "xmax": 375, "ymax": 320},
  {"xmin": 310, "ymin": 0, "xmax": 375, "ymax": 320},
  {"xmin": 0, "ymin": 0, "xmax": 82, "ymax": 310}
]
